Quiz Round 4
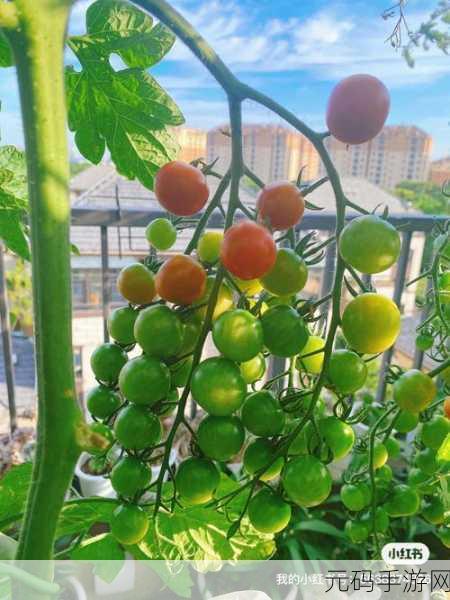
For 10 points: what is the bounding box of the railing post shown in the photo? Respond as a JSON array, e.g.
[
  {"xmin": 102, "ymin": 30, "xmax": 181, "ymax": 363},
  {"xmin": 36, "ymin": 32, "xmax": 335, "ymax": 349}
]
[
  {"xmin": 376, "ymin": 231, "xmax": 413, "ymax": 403},
  {"xmin": 0, "ymin": 244, "xmax": 17, "ymax": 434},
  {"xmin": 100, "ymin": 226, "xmax": 110, "ymax": 343}
]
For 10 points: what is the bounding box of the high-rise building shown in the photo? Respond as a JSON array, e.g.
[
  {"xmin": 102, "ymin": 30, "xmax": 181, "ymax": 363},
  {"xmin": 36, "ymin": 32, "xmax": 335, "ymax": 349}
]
[
  {"xmin": 429, "ymin": 157, "xmax": 450, "ymax": 187},
  {"xmin": 207, "ymin": 124, "xmax": 320, "ymax": 184},
  {"xmin": 172, "ymin": 127, "xmax": 207, "ymax": 163},
  {"xmin": 320, "ymin": 126, "xmax": 432, "ymax": 190}
]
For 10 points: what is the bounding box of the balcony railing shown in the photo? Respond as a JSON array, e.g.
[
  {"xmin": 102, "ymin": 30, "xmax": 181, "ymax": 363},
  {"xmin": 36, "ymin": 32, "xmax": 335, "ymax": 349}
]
[{"xmin": 0, "ymin": 208, "xmax": 446, "ymax": 434}]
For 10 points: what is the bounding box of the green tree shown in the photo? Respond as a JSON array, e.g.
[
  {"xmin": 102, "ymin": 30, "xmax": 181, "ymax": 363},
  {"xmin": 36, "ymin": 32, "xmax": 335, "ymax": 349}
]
[{"xmin": 394, "ymin": 180, "xmax": 449, "ymax": 215}]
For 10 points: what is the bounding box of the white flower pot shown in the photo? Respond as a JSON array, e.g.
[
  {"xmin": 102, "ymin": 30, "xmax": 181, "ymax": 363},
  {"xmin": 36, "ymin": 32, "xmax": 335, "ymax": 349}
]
[
  {"xmin": 75, "ymin": 452, "xmax": 115, "ymax": 498},
  {"xmin": 64, "ymin": 576, "xmax": 88, "ymax": 600}
]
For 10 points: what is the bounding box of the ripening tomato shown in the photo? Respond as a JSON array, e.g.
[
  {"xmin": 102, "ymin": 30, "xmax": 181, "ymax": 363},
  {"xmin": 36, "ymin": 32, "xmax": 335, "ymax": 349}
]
[
  {"xmin": 341, "ymin": 293, "xmax": 400, "ymax": 354},
  {"xmin": 175, "ymin": 457, "xmax": 220, "ymax": 505},
  {"xmin": 248, "ymin": 489, "xmax": 291, "ymax": 534},
  {"xmin": 156, "ymin": 254, "xmax": 206, "ymax": 305},
  {"xmin": 197, "ymin": 415, "xmax": 245, "ymax": 461},
  {"xmin": 155, "ymin": 161, "xmax": 209, "ymax": 216},
  {"xmin": 326, "ymin": 74, "xmax": 390, "ymax": 145},
  {"xmin": 221, "ymin": 221, "xmax": 276, "ymax": 280},
  {"xmin": 117, "ymin": 263, "xmax": 156, "ymax": 305},
  {"xmin": 191, "ymin": 357, "xmax": 247, "ymax": 416},
  {"xmin": 328, "ymin": 349, "xmax": 368, "ymax": 394},
  {"xmin": 118, "ymin": 355, "xmax": 171, "ymax": 406},
  {"xmin": 212, "ymin": 309, "xmax": 263, "ymax": 362},
  {"xmin": 261, "ymin": 305, "xmax": 309, "ymax": 358},
  {"xmin": 393, "ymin": 369, "xmax": 436, "ymax": 414},
  {"xmin": 282, "ymin": 455, "xmax": 332, "ymax": 508},
  {"xmin": 111, "ymin": 504, "xmax": 149, "ymax": 545},
  {"xmin": 257, "ymin": 182, "xmax": 305, "ymax": 230},
  {"xmin": 339, "ymin": 215, "xmax": 401, "ymax": 274},
  {"xmin": 197, "ymin": 231, "xmax": 223, "ymax": 264},
  {"xmin": 134, "ymin": 305, "xmax": 183, "ymax": 360},
  {"xmin": 145, "ymin": 218, "xmax": 177, "ymax": 251},
  {"xmin": 233, "ymin": 277, "xmax": 263, "ymax": 296},
  {"xmin": 260, "ymin": 248, "xmax": 308, "ymax": 297}
]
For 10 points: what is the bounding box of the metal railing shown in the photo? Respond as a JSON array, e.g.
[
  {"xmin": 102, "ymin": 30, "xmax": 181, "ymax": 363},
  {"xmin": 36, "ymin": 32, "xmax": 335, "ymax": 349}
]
[{"xmin": 0, "ymin": 208, "xmax": 446, "ymax": 434}]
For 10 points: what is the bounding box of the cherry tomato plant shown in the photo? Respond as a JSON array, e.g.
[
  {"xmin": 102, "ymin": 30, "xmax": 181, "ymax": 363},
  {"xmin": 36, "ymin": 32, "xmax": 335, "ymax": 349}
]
[{"xmin": 0, "ymin": 0, "xmax": 448, "ymax": 577}]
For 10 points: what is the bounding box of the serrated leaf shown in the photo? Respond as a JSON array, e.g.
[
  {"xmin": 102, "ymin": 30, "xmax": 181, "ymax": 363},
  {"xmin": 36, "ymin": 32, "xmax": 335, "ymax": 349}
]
[
  {"xmin": 137, "ymin": 505, "xmax": 275, "ymax": 562},
  {"xmin": 71, "ymin": 533, "xmax": 124, "ymax": 582},
  {"xmin": 0, "ymin": 32, "xmax": 13, "ymax": 68},
  {"xmin": 0, "ymin": 463, "xmax": 32, "ymax": 529},
  {"xmin": 0, "ymin": 146, "xmax": 27, "ymax": 204},
  {"xmin": 0, "ymin": 211, "xmax": 30, "ymax": 260},
  {"xmin": 67, "ymin": 0, "xmax": 183, "ymax": 190},
  {"xmin": 56, "ymin": 499, "xmax": 118, "ymax": 539}
]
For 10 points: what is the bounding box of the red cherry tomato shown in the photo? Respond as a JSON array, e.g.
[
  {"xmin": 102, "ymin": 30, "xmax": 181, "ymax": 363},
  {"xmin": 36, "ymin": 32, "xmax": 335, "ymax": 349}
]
[
  {"xmin": 156, "ymin": 255, "xmax": 207, "ymax": 305},
  {"xmin": 326, "ymin": 74, "xmax": 390, "ymax": 145},
  {"xmin": 257, "ymin": 182, "xmax": 305, "ymax": 230},
  {"xmin": 220, "ymin": 221, "xmax": 276, "ymax": 280},
  {"xmin": 155, "ymin": 161, "xmax": 209, "ymax": 216}
]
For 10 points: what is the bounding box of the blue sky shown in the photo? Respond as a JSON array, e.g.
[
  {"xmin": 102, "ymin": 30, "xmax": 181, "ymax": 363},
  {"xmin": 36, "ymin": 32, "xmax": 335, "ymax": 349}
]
[{"xmin": 1, "ymin": 0, "xmax": 449, "ymax": 159}]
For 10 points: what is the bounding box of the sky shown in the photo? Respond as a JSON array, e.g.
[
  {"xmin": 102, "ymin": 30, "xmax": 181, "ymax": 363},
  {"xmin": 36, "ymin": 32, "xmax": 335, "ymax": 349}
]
[{"xmin": 0, "ymin": 0, "xmax": 449, "ymax": 159}]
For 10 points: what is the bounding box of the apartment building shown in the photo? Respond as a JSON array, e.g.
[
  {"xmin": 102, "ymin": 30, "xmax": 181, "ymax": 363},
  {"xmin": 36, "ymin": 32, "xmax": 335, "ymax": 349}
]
[
  {"xmin": 429, "ymin": 157, "xmax": 450, "ymax": 187},
  {"xmin": 207, "ymin": 124, "xmax": 320, "ymax": 184},
  {"xmin": 321, "ymin": 125, "xmax": 432, "ymax": 190},
  {"xmin": 172, "ymin": 127, "xmax": 207, "ymax": 163}
]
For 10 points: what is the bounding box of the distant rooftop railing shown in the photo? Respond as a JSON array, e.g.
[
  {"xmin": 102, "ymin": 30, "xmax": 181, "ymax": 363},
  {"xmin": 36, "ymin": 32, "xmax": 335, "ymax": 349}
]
[{"xmin": 0, "ymin": 208, "xmax": 447, "ymax": 434}]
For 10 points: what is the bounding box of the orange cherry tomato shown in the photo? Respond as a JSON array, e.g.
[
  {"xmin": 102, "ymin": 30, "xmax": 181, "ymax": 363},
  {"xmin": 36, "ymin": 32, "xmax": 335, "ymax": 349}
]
[
  {"xmin": 155, "ymin": 161, "xmax": 209, "ymax": 216},
  {"xmin": 257, "ymin": 182, "xmax": 305, "ymax": 230},
  {"xmin": 220, "ymin": 221, "xmax": 276, "ymax": 280},
  {"xmin": 117, "ymin": 263, "xmax": 156, "ymax": 305},
  {"xmin": 156, "ymin": 254, "xmax": 207, "ymax": 305}
]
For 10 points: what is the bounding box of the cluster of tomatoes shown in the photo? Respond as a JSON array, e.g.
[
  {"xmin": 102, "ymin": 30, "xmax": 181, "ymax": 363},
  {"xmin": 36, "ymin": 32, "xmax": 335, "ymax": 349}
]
[{"xmin": 82, "ymin": 73, "xmax": 449, "ymax": 552}]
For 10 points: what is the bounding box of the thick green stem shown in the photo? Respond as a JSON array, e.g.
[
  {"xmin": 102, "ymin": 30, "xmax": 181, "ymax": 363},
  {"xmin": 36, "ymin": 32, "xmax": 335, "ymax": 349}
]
[{"xmin": 4, "ymin": 0, "xmax": 81, "ymax": 562}]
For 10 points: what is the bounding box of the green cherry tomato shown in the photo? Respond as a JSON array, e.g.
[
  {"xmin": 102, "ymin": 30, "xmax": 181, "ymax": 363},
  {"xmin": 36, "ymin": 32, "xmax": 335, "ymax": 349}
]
[
  {"xmin": 145, "ymin": 218, "xmax": 177, "ymax": 251},
  {"xmin": 415, "ymin": 333, "xmax": 433, "ymax": 352},
  {"xmin": 319, "ymin": 416, "xmax": 355, "ymax": 461},
  {"xmin": 384, "ymin": 484, "xmax": 420, "ymax": 517},
  {"xmin": 86, "ymin": 422, "xmax": 114, "ymax": 456},
  {"xmin": 118, "ymin": 355, "xmax": 170, "ymax": 406},
  {"xmin": 437, "ymin": 526, "xmax": 450, "ymax": 548},
  {"xmin": 197, "ymin": 231, "xmax": 224, "ymax": 264},
  {"xmin": 395, "ymin": 410, "xmax": 419, "ymax": 433},
  {"xmin": 373, "ymin": 442, "xmax": 389, "ymax": 470},
  {"xmin": 175, "ymin": 457, "xmax": 220, "ymax": 506},
  {"xmin": 243, "ymin": 438, "xmax": 284, "ymax": 481},
  {"xmin": 339, "ymin": 215, "xmax": 401, "ymax": 274},
  {"xmin": 340, "ymin": 482, "xmax": 371, "ymax": 511},
  {"xmin": 345, "ymin": 520, "xmax": 369, "ymax": 543},
  {"xmin": 422, "ymin": 415, "xmax": 450, "ymax": 450},
  {"xmin": 261, "ymin": 305, "xmax": 309, "ymax": 358},
  {"xmin": 422, "ymin": 496, "xmax": 445, "ymax": 525},
  {"xmin": 197, "ymin": 415, "xmax": 245, "ymax": 461},
  {"xmin": 328, "ymin": 349, "xmax": 368, "ymax": 394},
  {"xmin": 212, "ymin": 309, "xmax": 264, "ymax": 362},
  {"xmin": 240, "ymin": 353, "xmax": 266, "ymax": 384},
  {"xmin": 107, "ymin": 306, "xmax": 138, "ymax": 346},
  {"xmin": 169, "ymin": 356, "xmax": 193, "ymax": 389},
  {"xmin": 288, "ymin": 421, "xmax": 319, "ymax": 456},
  {"xmin": 179, "ymin": 313, "xmax": 202, "ymax": 356},
  {"xmin": 248, "ymin": 489, "xmax": 291, "ymax": 534},
  {"xmin": 384, "ymin": 437, "xmax": 400, "ymax": 459},
  {"xmin": 90, "ymin": 343, "xmax": 128, "ymax": 385},
  {"xmin": 86, "ymin": 385, "xmax": 121, "ymax": 420},
  {"xmin": 114, "ymin": 405, "xmax": 162, "ymax": 450},
  {"xmin": 259, "ymin": 248, "xmax": 308, "ymax": 297},
  {"xmin": 439, "ymin": 271, "xmax": 450, "ymax": 304},
  {"xmin": 134, "ymin": 305, "xmax": 183, "ymax": 360},
  {"xmin": 393, "ymin": 369, "xmax": 436, "ymax": 414},
  {"xmin": 191, "ymin": 357, "xmax": 247, "ymax": 416},
  {"xmin": 361, "ymin": 507, "xmax": 390, "ymax": 533},
  {"xmin": 111, "ymin": 456, "xmax": 152, "ymax": 498},
  {"xmin": 282, "ymin": 455, "xmax": 332, "ymax": 508},
  {"xmin": 415, "ymin": 447, "xmax": 437, "ymax": 476},
  {"xmin": 296, "ymin": 335, "xmax": 325, "ymax": 374},
  {"xmin": 111, "ymin": 504, "xmax": 149, "ymax": 545},
  {"xmin": 341, "ymin": 293, "xmax": 400, "ymax": 354},
  {"xmin": 241, "ymin": 390, "xmax": 285, "ymax": 437},
  {"xmin": 408, "ymin": 468, "xmax": 436, "ymax": 495},
  {"xmin": 376, "ymin": 464, "xmax": 393, "ymax": 484}
]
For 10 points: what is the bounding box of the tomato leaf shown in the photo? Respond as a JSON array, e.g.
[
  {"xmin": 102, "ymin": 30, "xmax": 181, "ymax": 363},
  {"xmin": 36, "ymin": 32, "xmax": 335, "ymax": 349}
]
[
  {"xmin": 71, "ymin": 533, "xmax": 124, "ymax": 582},
  {"xmin": 67, "ymin": 0, "xmax": 183, "ymax": 189},
  {"xmin": 56, "ymin": 499, "xmax": 118, "ymax": 539},
  {"xmin": 0, "ymin": 32, "xmax": 13, "ymax": 68},
  {"xmin": 137, "ymin": 505, "xmax": 275, "ymax": 562},
  {"xmin": 0, "ymin": 463, "xmax": 33, "ymax": 529},
  {"xmin": 0, "ymin": 211, "xmax": 30, "ymax": 260}
]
